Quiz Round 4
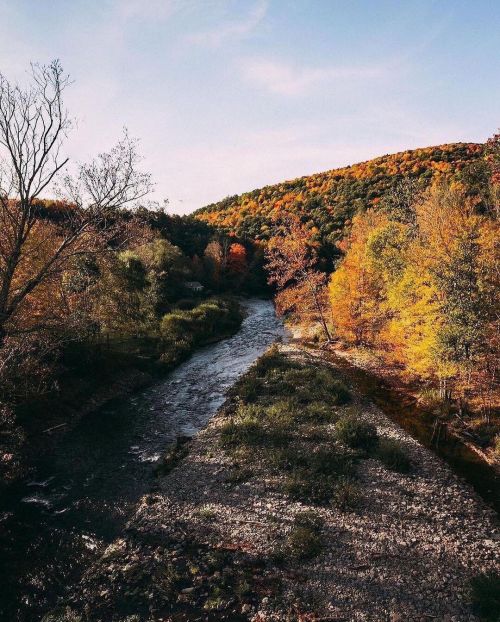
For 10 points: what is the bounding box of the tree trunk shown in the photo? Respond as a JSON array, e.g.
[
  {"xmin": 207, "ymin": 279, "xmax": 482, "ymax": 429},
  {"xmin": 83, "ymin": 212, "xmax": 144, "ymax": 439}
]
[{"xmin": 309, "ymin": 280, "xmax": 332, "ymax": 342}]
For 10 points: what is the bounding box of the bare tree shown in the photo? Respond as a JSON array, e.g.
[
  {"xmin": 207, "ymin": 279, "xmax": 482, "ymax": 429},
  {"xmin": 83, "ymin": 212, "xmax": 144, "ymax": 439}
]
[{"xmin": 0, "ymin": 60, "xmax": 152, "ymax": 344}]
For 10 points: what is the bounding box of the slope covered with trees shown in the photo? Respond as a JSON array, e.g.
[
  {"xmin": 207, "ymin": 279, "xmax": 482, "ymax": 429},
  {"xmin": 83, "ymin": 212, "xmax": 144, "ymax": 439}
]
[{"xmin": 195, "ymin": 143, "xmax": 485, "ymax": 261}]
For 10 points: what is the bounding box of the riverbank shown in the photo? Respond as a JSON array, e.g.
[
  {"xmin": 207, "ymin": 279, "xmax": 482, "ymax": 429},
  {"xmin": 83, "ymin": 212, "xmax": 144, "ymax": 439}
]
[
  {"xmin": 327, "ymin": 344, "xmax": 500, "ymax": 470},
  {"xmin": 56, "ymin": 341, "xmax": 499, "ymax": 622},
  {"xmin": 1, "ymin": 299, "xmax": 284, "ymax": 622},
  {"xmin": 1, "ymin": 297, "xmax": 243, "ymax": 489}
]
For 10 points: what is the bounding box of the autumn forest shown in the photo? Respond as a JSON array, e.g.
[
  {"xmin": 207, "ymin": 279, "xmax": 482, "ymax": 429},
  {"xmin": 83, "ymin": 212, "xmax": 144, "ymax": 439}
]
[
  {"xmin": 0, "ymin": 56, "xmax": 499, "ymax": 622},
  {"xmin": 198, "ymin": 139, "xmax": 500, "ymax": 453},
  {"xmin": 1, "ymin": 60, "xmax": 499, "ymax": 499}
]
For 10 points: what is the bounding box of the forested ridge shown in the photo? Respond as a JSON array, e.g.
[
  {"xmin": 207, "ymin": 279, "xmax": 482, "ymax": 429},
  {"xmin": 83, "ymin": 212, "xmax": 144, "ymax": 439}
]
[{"xmin": 196, "ymin": 142, "xmax": 484, "ymax": 251}]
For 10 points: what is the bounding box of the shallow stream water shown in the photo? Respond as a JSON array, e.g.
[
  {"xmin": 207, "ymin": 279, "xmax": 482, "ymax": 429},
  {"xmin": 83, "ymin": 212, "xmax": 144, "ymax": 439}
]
[{"xmin": 0, "ymin": 299, "xmax": 286, "ymax": 621}]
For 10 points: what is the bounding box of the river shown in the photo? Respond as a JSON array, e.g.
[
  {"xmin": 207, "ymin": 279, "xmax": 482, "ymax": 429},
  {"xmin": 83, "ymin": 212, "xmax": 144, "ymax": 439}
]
[
  {"xmin": 1, "ymin": 301, "xmax": 499, "ymax": 621},
  {"xmin": 0, "ymin": 299, "xmax": 287, "ymax": 622}
]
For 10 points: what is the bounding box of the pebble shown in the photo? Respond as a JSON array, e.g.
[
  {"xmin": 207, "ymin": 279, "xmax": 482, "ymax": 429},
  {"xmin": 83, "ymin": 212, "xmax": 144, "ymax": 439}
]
[{"xmin": 62, "ymin": 344, "xmax": 500, "ymax": 621}]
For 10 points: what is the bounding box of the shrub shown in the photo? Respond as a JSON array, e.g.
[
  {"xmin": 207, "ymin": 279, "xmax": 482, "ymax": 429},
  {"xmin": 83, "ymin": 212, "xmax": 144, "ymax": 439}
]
[
  {"xmin": 294, "ymin": 509, "xmax": 325, "ymax": 531},
  {"xmin": 156, "ymin": 436, "xmax": 190, "ymax": 476},
  {"xmin": 225, "ymin": 465, "xmax": 253, "ymax": 485},
  {"xmin": 335, "ymin": 415, "xmax": 378, "ymax": 452},
  {"xmin": 376, "ymin": 438, "xmax": 411, "ymax": 473},
  {"xmin": 161, "ymin": 311, "xmax": 198, "ymax": 340},
  {"xmin": 308, "ymin": 446, "xmax": 355, "ymax": 477},
  {"xmin": 159, "ymin": 337, "xmax": 193, "ymax": 365},
  {"xmin": 283, "ymin": 469, "xmax": 335, "ymax": 505},
  {"xmin": 286, "ymin": 526, "xmax": 322, "ymax": 559},
  {"xmin": 333, "ymin": 477, "xmax": 361, "ymax": 511},
  {"xmin": 494, "ymin": 435, "xmax": 500, "ymax": 459},
  {"xmin": 160, "ymin": 297, "xmax": 242, "ymax": 351},
  {"xmin": 236, "ymin": 374, "xmax": 264, "ymax": 403},
  {"xmin": 280, "ymin": 443, "xmax": 355, "ymax": 505},
  {"xmin": 471, "ymin": 421, "xmax": 500, "ymax": 448},
  {"xmin": 283, "ymin": 511, "xmax": 324, "ymax": 560},
  {"xmin": 471, "ymin": 571, "xmax": 500, "ymax": 621},
  {"xmin": 304, "ymin": 370, "xmax": 350, "ymax": 406}
]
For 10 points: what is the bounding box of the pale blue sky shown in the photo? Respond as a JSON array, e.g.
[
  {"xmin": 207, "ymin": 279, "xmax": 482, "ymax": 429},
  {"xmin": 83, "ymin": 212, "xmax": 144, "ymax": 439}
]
[{"xmin": 0, "ymin": 0, "xmax": 498, "ymax": 213}]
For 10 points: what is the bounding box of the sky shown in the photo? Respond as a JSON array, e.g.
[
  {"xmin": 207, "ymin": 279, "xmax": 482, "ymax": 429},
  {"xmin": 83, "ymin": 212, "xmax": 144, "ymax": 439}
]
[{"xmin": 0, "ymin": 0, "xmax": 498, "ymax": 214}]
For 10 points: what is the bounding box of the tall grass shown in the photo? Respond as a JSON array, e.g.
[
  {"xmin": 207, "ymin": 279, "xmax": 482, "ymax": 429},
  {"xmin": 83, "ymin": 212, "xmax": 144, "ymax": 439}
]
[{"xmin": 222, "ymin": 348, "xmax": 356, "ymax": 506}]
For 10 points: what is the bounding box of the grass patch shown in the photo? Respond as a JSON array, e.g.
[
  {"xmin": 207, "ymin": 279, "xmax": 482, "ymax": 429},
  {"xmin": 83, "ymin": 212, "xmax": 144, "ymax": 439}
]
[
  {"xmin": 333, "ymin": 476, "xmax": 361, "ymax": 511},
  {"xmin": 220, "ymin": 415, "xmax": 266, "ymax": 448},
  {"xmin": 376, "ymin": 438, "xmax": 411, "ymax": 473},
  {"xmin": 471, "ymin": 571, "xmax": 500, "ymax": 621},
  {"xmin": 221, "ymin": 349, "xmax": 358, "ymax": 506},
  {"xmin": 155, "ymin": 436, "xmax": 191, "ymax": 476},
  {"xmin": 234, "ymin": 347, "xmax": 350, "ymax": 409},
  {"xmin": 281, "ymin": 445, "xmax": 356, "ymax": 505},
  {"xmin": 42, "ymin": 608, "xmax": 82, "ymax": 622},
  {"xmin": 258, "ymin": 366, "xmax": 350, "ymax": 406},
  {"xmin": 220, "ymin": 404, "xmax": 288, "ymax": 449},
  {"xmin": 335, "ymin": 414, "xmax": 379, "ymax": 453},
  {"xmin": 275, "ymin": 511, "xmax": 324, "ymax": 561},
  {"xmin": 195, "ymin": 504, "xmax": 217, "ymax": 520}
]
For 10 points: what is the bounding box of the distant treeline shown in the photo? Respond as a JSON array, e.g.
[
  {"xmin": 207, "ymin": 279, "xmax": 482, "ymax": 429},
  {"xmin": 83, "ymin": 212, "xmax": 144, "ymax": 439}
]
[{"xmin": 196, "ymin": 142, "xmax": 487, "ymax": 270}]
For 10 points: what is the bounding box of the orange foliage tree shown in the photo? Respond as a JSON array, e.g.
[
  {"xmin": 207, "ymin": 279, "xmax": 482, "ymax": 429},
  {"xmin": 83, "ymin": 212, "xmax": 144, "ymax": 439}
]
[
  {"xmin": 0, "ymin": 61, "xmax": 152, "ymax": 346},
  {"xmin": 265, "ymin": 215, "xmax": 332, "ymax": 341}
]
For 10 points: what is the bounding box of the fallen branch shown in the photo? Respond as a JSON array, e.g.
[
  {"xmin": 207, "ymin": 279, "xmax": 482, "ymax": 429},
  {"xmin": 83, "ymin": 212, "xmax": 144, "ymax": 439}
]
[{"xmin": 42, "ymin": 422, "xmax": 67, "ymax": 433}]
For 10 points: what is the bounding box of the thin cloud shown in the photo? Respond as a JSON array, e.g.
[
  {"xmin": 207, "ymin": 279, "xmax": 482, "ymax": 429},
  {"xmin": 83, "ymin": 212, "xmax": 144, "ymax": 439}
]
[
  {"xmin": 239, "ymin": 57, "xmax": 389, "ymax": 96},
  {"xmin": 187, "ymin": 0, "xmax": 268, "ymax": 47},
  {"xmin": 116, "ymin": 0, "xmax": 185, "ymax": 22}
]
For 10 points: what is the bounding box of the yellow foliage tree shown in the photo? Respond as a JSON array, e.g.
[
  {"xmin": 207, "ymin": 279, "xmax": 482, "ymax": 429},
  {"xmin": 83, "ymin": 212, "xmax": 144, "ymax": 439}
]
[{"xmin": 329, "ymin": 180, "xmax": 499, "ymax": 405}]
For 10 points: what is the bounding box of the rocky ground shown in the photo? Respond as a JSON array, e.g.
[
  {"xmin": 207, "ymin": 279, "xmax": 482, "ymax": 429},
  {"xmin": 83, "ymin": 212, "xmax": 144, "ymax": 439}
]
[
  {"xmin": 328, "ymin": 344, "xmax": 500, "ymax": 471},
  {"xmin": 51, "ymin": 342, "xmax": 499, "ymax": 622}
]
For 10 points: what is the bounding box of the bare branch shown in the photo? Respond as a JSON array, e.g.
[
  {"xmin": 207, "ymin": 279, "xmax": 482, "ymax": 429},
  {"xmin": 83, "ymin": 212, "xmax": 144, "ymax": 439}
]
[{"xmin": 0, "ymin": 63, "xmax": 153, "ymax": 344}]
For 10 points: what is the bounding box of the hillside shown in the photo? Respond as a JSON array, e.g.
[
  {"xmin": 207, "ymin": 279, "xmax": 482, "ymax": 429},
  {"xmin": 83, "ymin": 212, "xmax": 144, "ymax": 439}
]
[{"xmin": 195, "ymin": 143, "xmax": 485, "ymax": 247}]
